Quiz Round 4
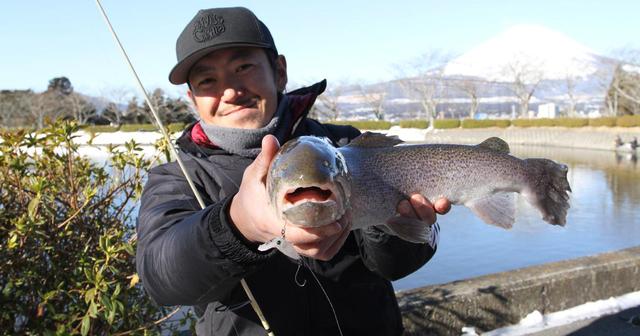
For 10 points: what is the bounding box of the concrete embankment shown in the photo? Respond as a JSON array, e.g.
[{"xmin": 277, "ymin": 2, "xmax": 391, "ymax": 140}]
[
  {"xmin": 396, "ymin": 246, "xmax": 640, "ymax": 335},
  {"xmin": 384, "ymin": 126, "xmax": 640, "ymax": 150}
]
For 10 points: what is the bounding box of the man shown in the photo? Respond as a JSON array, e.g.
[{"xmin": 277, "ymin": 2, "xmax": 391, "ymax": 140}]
[{"xmin": 136, "ymin": 7, "xmax": 450, "ymax": 335}]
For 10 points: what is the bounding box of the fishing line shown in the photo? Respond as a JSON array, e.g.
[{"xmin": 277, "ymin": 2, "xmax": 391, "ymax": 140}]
[
  {"xmin": 295, "ymin": 258, "xmax": 344, "ymax": 336},
  {"xmin": 93, "ymin": 1, "xmax": 274, "ymax": 335}
]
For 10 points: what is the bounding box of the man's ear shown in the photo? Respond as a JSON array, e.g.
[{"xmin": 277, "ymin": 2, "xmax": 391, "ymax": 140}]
[
  {"xmin": 187, "ymin": 89, "xmax": 197, "ymax": 106},
  {"xmin": 275, "ymin": 55, "xmax": 288, "ymax": 92}
]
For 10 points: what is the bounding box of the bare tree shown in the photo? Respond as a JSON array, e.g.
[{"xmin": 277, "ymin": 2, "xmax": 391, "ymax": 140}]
[
  {"xmin": 563, "ymin": 72, "xmax": 579, "ymax": 117},
  {"xmin": 396, "ymin": 50, "xmax": 451, "ymax": 129},
  {"xmin": 100, "ymin": 87, "xmax": 134, "ymax": 125},
  {"xmin": 316, "ymin": 82, "xmax": 346, "ymax": 121},
  {"xmin": 359, "ymin": 83, "xmax": 387, "ymax": 120},
  {"xmin": 25, "ymin": 92, "xmax": 49, "ymax": 129},
  {"xmin": 0, "ymin": 90, "xmax": 32, "ymax": 128},
  {"xmin": 607, "ymin": 47, "xmax": 640, "ymax": 115},
  {"xmin": 501, "ymin": 55, "xmax": 545, "ymax": 117},
  {"xmin": 594, "ymin": 59, "xmax": 619, "ymax": 116},
  {"xmin": 64, "ymin": 93, "xmax": 96, "ymax": 124},
  {"xmin": 22, "ymin": 77, "xmax": 78, "ymax": 128},
  {"xmin": 608, "ymin": 65, "xmax": 640, "ymax": 115},
  {"xmin": 450, "ymin": 77, "xmax": 482, "ymax": 119}
]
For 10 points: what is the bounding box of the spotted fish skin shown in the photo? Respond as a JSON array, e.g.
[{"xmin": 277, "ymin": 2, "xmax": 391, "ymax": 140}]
[{"xmin": 267, "ymin": 132, "xmax": 571, "ymax": 244}]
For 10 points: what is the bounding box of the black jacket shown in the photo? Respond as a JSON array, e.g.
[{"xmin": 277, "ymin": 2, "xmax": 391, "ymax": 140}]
[{"xmin": 136, "ymin": 81, "xmax": 437, "ymax": 335}]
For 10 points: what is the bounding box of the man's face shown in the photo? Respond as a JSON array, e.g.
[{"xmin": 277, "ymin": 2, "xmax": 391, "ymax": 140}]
[{"xmin": 187, "ymin": 47, "xmax": 287, "ymax": 129}]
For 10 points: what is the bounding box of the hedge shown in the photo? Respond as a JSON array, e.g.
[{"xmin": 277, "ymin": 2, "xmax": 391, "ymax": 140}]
[
  {"xmin": 553, "ymin": 118, "xmax": 590, "ymax": 128},
  {"xmin": 461, "ymin": 119, "xmax": 511, "ymax": 128},
  {"xmin": 588, "ymin": 117, "xmax": 617, "ymax": 127},
  {"xmin": 327, "ymin": 120, "xmax": 393, "ymax": 130},
  {"xmin": 434, "ymin": 119, "xmax": 461, "ymax": 129},
  {"xmin": 616, "ymin": 115, "xmax": 640, "ymax": 127}
]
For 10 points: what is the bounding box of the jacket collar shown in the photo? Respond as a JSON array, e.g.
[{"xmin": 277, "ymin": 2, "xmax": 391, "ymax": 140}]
[{"xmin": 178, "ymin": 80, "xmax": 327, "ymax": 154}]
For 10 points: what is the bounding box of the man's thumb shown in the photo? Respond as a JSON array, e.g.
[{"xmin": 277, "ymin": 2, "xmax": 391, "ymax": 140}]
[{"xmin": 253, "ymin": 135, "xmax": 280, "ymax": 175}]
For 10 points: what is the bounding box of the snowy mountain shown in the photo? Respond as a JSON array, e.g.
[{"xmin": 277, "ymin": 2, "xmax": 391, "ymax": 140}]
[
  {"xmin": 443, "ymin": 24, "xmax": 607, "ymax": 82},
  {"xmin": 330, "ymin": 24, "xmax": 623, "ymax": 120}
]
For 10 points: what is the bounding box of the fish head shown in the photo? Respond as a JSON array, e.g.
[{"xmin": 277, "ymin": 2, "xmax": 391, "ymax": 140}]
[{"xmin": 267, "ymin": 136, "xmax": 351, "ymax": 228}]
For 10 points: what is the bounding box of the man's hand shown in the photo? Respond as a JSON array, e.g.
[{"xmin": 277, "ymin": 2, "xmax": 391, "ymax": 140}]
[
  {"xmin": 229, "ymin": 135, "xmax": 350, "ymax": 260},
  {"xmin": 395, "ymin": 194, "xmax": 451, "ymax": 226}
]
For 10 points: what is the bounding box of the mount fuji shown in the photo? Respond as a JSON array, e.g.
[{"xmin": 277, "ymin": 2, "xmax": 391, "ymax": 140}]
[{"xmin": 442, "ymin": 24, "xmax": 611, "ymax": 82}]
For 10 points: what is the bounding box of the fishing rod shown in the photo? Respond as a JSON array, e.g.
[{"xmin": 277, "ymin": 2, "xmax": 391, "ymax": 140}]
[{"xmin": 93, "ymin": 1, "xmax": 275, "ymax": 335}]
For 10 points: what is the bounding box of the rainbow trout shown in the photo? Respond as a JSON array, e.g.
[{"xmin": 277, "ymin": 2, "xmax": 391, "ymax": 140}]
[{"xmin": 265, "ymin": 132, "xmax": 571, "ymax": 245}]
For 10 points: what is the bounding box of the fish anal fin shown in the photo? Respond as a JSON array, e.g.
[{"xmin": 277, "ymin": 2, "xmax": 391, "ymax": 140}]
[
  {"xmin": 466, "ymin": 192, "xmax": 516, "ymax": 229},
  {"xmin": 384, "ymin": 217, "xmax": 431, "ymax": 244},
  {"xmin": 347, "ymin": 132, "xmax": 404, "ymax": 148},
  {"xmin": 477, "ymin": 137, "xmax": 510, "ymax": 154}
]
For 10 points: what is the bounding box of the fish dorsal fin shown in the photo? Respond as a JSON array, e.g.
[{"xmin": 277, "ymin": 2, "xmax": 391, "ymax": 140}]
[
  {"xmin": 477, "ymin": 137, "xmax": 510, "ymax": 153},
  {"xmin": 347, "ymin": 132, "xmax": 404, "ymax": 148}
]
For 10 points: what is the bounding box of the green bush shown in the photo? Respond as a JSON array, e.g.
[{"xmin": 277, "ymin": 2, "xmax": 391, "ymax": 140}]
[
  {"xmin": 0, "ymin": 121, "xmax": 193, "ymax": 334},
  {"xmin": 461, "ymin": 119, "xmax": 511, "ymax": 128},
  {"xmin": 589, "ymin": 117, "xmax": 617, "ymax": 127},
  {"xmin": 327, "ymin": 120, "xmax": 393, "ymax": 130},
  {"xmin": 398, "ymin": 119, "xmax": 429, "ymax": 129},
  {"xmin": 616, "ymin": 115, "xmax": 640, "ymax": 127},
  {"xmin": 511, "ymin": 118, "xmax": 554, "ymax": 127},
  {"xmin": 434, "ymin": 119, "xmax": 461, "ymax": 129},
  {"xmin": 553, "ymin": 118, "xmax": 590, "ymax": 128}
]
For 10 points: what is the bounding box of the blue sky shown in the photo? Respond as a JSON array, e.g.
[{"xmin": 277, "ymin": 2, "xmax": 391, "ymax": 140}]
[{"xmin": 1, "ymin": 0, "xmax": 639, "ymax": 98}]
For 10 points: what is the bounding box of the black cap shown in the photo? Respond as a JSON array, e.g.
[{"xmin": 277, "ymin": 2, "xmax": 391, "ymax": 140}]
[{"xmin": 169, "ymin": 7, "xmax": 277, "ymax": 85}]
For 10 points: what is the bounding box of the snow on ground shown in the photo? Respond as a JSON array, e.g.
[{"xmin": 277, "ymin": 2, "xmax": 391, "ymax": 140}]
[
  {"xmin": 461, "ymin": 291, "xmax": 640, "ymax": 336},
  {"xmin": 74, "ymin": 130, "xmax": 178, "ymax": 146},
  {"xmin": 66, "ymin": 131, "xmax": 182, "ymax": 161},
  {"xmin": 376, "ymin": 126, "xmax": 428, "ymax": 142}
]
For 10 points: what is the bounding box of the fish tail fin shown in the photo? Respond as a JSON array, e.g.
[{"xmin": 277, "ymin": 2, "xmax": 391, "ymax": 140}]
[{"xmin": 522, "ymin": 158, "xmax": 572, "ymax": 226}]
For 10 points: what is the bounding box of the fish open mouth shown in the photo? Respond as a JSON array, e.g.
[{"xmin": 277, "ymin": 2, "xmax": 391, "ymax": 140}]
[
  {"xmin": 285, "ymin": 186, "xmax": 334, "ymax": 205},
  {"xmin": 280, "ymin": 184, "xmax": 345, "ymax": 227}
]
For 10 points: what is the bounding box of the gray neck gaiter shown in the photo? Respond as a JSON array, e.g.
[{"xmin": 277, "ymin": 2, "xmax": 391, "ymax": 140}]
[{"xmin": 199, "ymin": 95, "xmax": 292, "ymax": 158}]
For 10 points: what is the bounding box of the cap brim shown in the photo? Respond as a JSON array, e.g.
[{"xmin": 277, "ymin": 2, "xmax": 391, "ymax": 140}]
[{"xmin": 168, "ymin": 42, "xmax": 273, "ymax": 85}]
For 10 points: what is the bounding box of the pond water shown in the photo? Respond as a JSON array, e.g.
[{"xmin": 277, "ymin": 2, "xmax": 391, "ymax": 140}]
[{"xmin": 393, "ymin": 146, "xmax": 640, "ymax": 291}]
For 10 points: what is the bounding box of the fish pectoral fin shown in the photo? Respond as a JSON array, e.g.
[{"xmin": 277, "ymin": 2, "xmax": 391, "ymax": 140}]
[
  {"xmin": 384, "ymin": 216, "xmax": 431, "ymax": 244},
  {"xmin": 466, "ymin": 192, "xmax": 516, "ymax": 229}
]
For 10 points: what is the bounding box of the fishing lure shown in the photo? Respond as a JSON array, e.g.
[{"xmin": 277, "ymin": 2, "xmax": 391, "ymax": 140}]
[{"xmin": 258, "ymin": 238, "xmax": 301, "ymax": 260}]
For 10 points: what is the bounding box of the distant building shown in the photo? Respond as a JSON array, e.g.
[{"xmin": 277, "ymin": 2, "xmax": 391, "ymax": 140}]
[{"xmin": 537, "ymin": 103, "xmax": 556, "ymax": 118}]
